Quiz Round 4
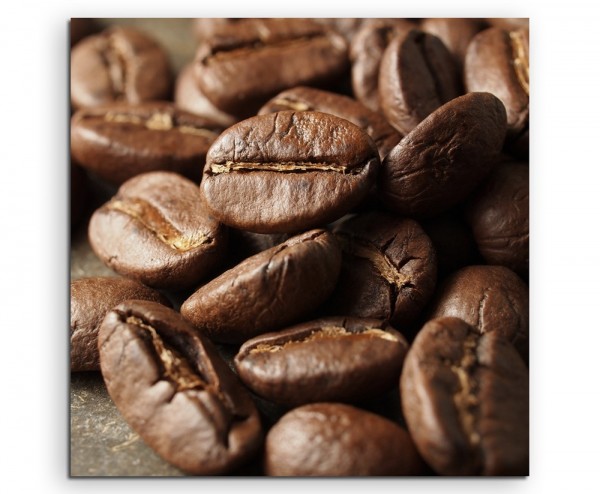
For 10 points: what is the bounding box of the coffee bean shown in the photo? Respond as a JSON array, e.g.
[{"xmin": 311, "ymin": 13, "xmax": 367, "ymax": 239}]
[
  {"xmin": 180, "ymin": 229, "xmax": 341, "ymax": 344},
  {"xmin": 380, "ymin": 92, "xmax": 507, "ymax": 218},
  {"xmin": 401, "ymin": 317, "xmax": 528, "ymax": 475},
  {"xmin": 258, "ymin": 86, "xmax": 400, "ymax": 160},
  {"xmin": 88, "ymin": 171, "xmax": 226, "ymax": 289},
  {"xmin": 420, "ymin": 18, "xmax": 486, "ymax": 73},
  {"xmin": 350, "ymin": 19, "xmax": 416, "ymax": 112},
  {"xmin": 465, "ymin": 161, "xmax": 529, "ymax": 276},
  {"xmin": 200, "ymin": 110, "xmax": 380, "ymax": 233},
  {"xmin": 192, "ymin": 18, "xmax": 251, "ymax": 43},
  {"xmin": 70, "ymin": 26, "xmax": 172, "ymax": 110},
  {"xmin": 174, "ymin": 63, "xmax": 238, "ymax": 128},
  {"xmin": 70, "ymin": 277, "xmax": 170, "ymax": 372},
  {"xmin": 427, "ymin": 265, "xmax": 529, "ymax": 362},
  {"xmin": 98, "ymin": 300, "xmax": 263, "ymax": 474},
  {"xmin": 71, "ymin": 101, "xmax": 223, "ymax": 186},
  {"xmin": 327, "ymin": 212, "xmax": 437, "ymax": 326},
  {"xmin": 265, "ymin": 403, "xmax": 424, "ymax": 476},
  {"xmin": 234, "ymin": 317, "xmax": 409, "ymax": 406},
  {"xmin": 193, "ymin": 19, "xmax": 348, "ymax": 117},
  {"xmin": 379, "ymin": 29, "xmax": 462, "ymax": 135},
  {"xmin": 464, "ymin": 27, "xmax": 529, "ymax": 142}
]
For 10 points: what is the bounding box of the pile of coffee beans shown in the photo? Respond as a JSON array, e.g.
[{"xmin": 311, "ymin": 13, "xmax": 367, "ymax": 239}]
[{"xmin": 70, "ymin": 17, "xmax": 529, "ymax": 476}]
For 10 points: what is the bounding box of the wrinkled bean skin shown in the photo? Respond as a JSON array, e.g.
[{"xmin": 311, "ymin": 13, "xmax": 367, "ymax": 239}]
[
  {"xmin": 98, "ymin": 300, "xmax": 263, "ymax": 475},
  {"xmin": 181, "ymin": 230, "xmax": 342, "ymax": 344},
  {"xmin": 89, "ymin": 171, "xmax": 226, "ymax": 290},
  {"xmin": 265, "ymin": 403, "xmax": 425, "ymax": 476},
  {"xmin": 234, "ymin": 317, "xmax": 409, "ymax": 406},
  {"xmin": 200, "ymin": 111, "xmax": 380, "ymax": 233},
  {"xmin": 427, "ymin": 265, "xmax": 529, "ymax": 362},
  {"xmin": 401, "ymin": 317, "xmax": 529, "ymax": 475},
  {"xmin": 380, "ymin": 92, "xmax": 507, "ymax": 218}
]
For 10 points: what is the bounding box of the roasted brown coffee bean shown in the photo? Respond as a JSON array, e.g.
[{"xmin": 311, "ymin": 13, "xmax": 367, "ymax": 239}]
[
  {"xmin": 464, "ymin": 27, "xmax": 529, "ymax": 140},
  {"xmin": 70, "ymin": 277, "xmax": 170, "ymax": 372},
  {"xmin": 181, "ymin": 230, "xmax": 341, "ymax": 344},
  {"xmin": 465, "ymin": 161, "xmax": 529, "ymax": 276},
  {"xmin": 71, "ymin": 101, "xmax": 223, "ymax": 186},
  {"xmin": 201, "ymin": 111, "xmax": 380, "ymax": 233},
  {"xmin": 89, "ymin": 171, "xmax": 226, "ymax": 290},
  {"xmin": 380, "ymin": 92, "xmax": 507, "ymax": 218},
  {"xmin": 401, "ymin": 317, "xmax": 529, "ymax": 475},
  {"xmin": 193, "ymin": 19, "xmax": 348, "ymax": 117},
  {"xmin": 420, "ymin": 18, "xmax": 486, "ymax": 72},
  {"xmin": 327, "ymin": 212, "xmax": 437, "ymax": 326},
  {"xmin": 379, "ymin": 29, "xmax": 462, "ymax": 135},
  {"xmin": 428, "ymin": 265, "xmax": 529, "ymax": 361},
  {"xmin": 192, "ymin": 18, "xmax": 251, "ymax": 42},
  {"xmin": 485, "ymin": 18, "xmax": 529, "ymax": 31},
  {"xmin": 174, "ymin": 63, "xmax": 238, "ymax": 128},
  {"xmin": 349, "ymin": 18, "xmax": 415, "ymax": 112},
  {"xmin": 265, "ymin": 403, "xmax": 424, "ymax": 476},
  {"xmin": 70, "ymin": 26, "xmax": 172, "ymax": 110},
  {"xmin": 98, "ymin": 300, "xmax": 263, "ymax": 475},
  {"xmin": 234, "ymin": 317, "xmax": 409, "ymax": 406},
  {"xmin": 259, "ymin": 86, "xmax": 400, "ymax": 160}
]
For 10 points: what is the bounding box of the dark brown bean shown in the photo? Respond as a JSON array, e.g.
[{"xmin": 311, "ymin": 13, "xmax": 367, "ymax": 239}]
[
  {"xmin": 98, "ymin": 300, "xmax": 263, "ymax": 475},
  {"xmin": 259, "ymin": 86, "xmax": 400, "ymax": 160},
  {"xmin": 265, "ymin": 403, "xmax": 424, "ymax": 476},
  {"xmin": 200, "ymin": 111, "xmax": 380, "ymax": 233},
  {"xmin": 465, "ymin": 161, "xmax": 529, "ymax": 277},
  {"xmin": 234, "ymin": 317, "xmax": 409, "ymax": 406},
  {"xmin": 427, "ymin": 265, "xmax": 529, "ymax": 362},
  {"xmin": 70, "ymin": 277, "xmax": 170, "ymax": 372},
  {"xmin": 401, "ymin": 317, "xmax": 529, "ymax": 475},
  {"xmin": 70, "ymin": 26, "xmax": 172, "ymax": 110},
  {"xmin": 71, "ymin": 101, "xmax": 223, "ymax": 185},
  {"xmin": 380, "ymin": 92, "xmax": 507, "ymax": 218},
  {"xmin": 88, "ymin": 171, "xmax": 226, "ymax": 290},
  {"xmin": 180, "ymin": 230, "xmax": 341, "ymax": 344},
  {"xmin": 327, "ymin": 212, "xmax": 437, "ymax": 326},
  {"xmin": 193, "ymin": 19, "xmax": 348, "ymax": 117},
  {"xmin": 379, "ymin": 29, "xmax": 462, "ymax": 135}
]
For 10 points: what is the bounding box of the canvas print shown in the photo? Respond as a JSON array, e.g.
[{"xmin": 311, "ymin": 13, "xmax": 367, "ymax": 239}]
[{"xmin": 70, "ymin": 17, "xmax": 529, "ymax": 476}]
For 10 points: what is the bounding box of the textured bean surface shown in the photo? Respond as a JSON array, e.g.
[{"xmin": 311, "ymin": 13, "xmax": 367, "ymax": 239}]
[
  {"xmin": 201, "ymin": 111, "xmax": 380, "ymax": 233},
  {"xmin": 71, "ymin": 277, "xmax": 170, "ymax": 372},
  {"xmin": 71, "ymin": 102, "xmax": 223, "ymax": 185},
  {"xmin": 428, "ymin": 265, "xmax": 529, "ymax": 362},
  {"xmin": 328, "ymin": 212, "xmax": 437, "ymax": 325},
  {"xmin": 181, "ymin": 229, "xmax": 342, "ymax": 344},
  {"xmin": 234, "ymin": 317, "xmax": 408, "ymax": 406},
  {"xmin": 380, "ymin": 92, "xmax": 507, "ymax": 218},
  {"xmin": 401, "ymin": 317, "xmax": 529, "ymax": 475},
  {"xmin": 98, "ymin": 301, "xmax": 263, "ymax": 475},
  {"xmin": 89, "ymin": 171, "xmax": 226, "ymax": 289},
  {"xmin": 265, "ymin": 403, "xmax": 424, "ymax": 476}
]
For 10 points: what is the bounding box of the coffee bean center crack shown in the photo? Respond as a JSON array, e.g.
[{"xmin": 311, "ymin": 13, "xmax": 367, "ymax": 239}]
[
  {"xmin": 104, "ymin": 111, "xmax": 219, "ymax": 139},
  {"xmin": 271, "ymin": 98, "xmax": 312, "ymax": 111},
  {"xmin": 209, "ymin": 161, "xmax": 359, "ymax": 175},
  {"xmin": 107, "ymin": 198, "xmax": 213, "ymax": 251},
  {"xmin": 509, "ymin": 31, "xmax": 529, "ymax": 96},
  {"xmin": 126, "ymin": 316, "xmax": 206, "ymax": 392}
]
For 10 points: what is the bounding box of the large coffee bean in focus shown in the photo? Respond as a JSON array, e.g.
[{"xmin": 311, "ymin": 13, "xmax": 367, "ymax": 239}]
[
  {"xmin": 401, "ymin": 317, "xmax": 529, "ymax": 475},
  {"xmin": 98, "ymin": 300, "xmax": 263, "ymax": 475},
  {"xmin": 265, "ymin": 403, "xmax": 424, "ymax": 476},
  {"xmin": 70, "ymin": 26, "xmax": 172, "ymax": 110},
  {"xmin": 193, "ymin": 18, "xmax": 348, "ymax": 117},
  {"xmin": 71, "ymin": 102, "xmax": 223, "ymax": 185},
  {"xmin": 234, "ymin": 317, "xmax": 409, "ymax": 406},
  {"xmin": 200, "ymin": 111, "xmax": 380, "ymax": 233},
  {"xmin": 70, "ymin": 276, "xmax": 170, "ymax": 372},
  {"xmin": 88, "ymin": 171, "xmax": 226, "ymax": 290},
  {"xmin": 380, "ymin": 92, "xmax": 507, "ymax": 218},
  {"xmin": 428, "ymin": 265, "xmax": 529, "ymax": 362},
  {"xmin": 180, "ymin": 230, "xmax": 341, "ymax": 344}
]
